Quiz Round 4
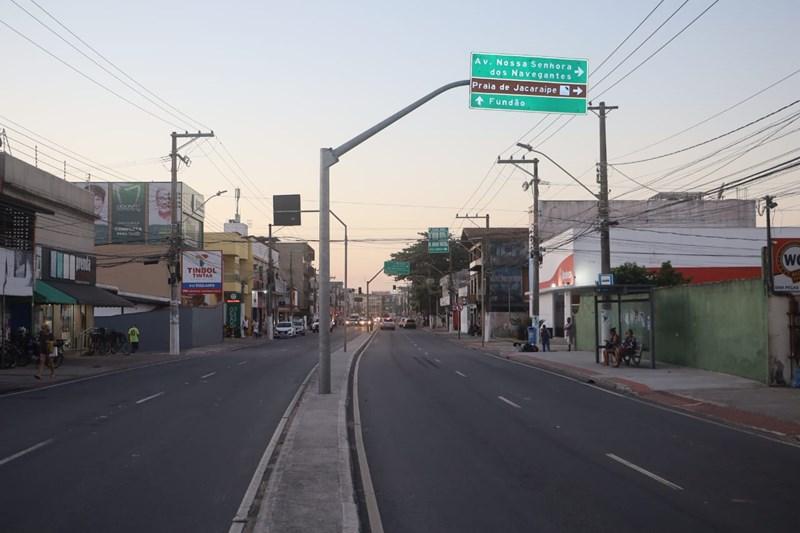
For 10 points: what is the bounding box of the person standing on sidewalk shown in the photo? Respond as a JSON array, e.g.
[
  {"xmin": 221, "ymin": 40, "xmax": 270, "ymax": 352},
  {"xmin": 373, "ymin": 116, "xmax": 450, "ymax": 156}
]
[
  {"xmin": 128, "ymin": 324, "xmax": 141, "ymax": 353},
  {"xmin": 34, "ymin": 323, "xmax": 55, "ymax": 380},
  {"xmin": 540, "ymin": 321, "xmax": 551, "ymax": 352},
  {"xmin": 564, "ymin": 316, "xmax": 575, "ymax": 351}
]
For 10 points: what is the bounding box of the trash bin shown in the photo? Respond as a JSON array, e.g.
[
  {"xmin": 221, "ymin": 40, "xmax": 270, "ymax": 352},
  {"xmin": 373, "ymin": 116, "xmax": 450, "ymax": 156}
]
[{"xmin": 527, "ymin": 326, "xmax": 538, "ymax": 345}]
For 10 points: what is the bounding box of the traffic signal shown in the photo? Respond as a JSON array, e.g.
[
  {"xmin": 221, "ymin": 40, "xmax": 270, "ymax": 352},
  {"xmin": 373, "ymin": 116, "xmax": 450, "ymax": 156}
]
[{"xmin": 358, "ymin": 287, "xmax": 362, "ymax": 295}]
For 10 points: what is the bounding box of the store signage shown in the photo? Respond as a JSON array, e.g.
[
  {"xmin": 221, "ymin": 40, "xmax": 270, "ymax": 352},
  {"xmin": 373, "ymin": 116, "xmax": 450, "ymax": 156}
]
[
  {"xmin": 182, "ymin": 250, "xmax": 223, "ymax": 296},
  {"xmin": 41, "ymin": 247, "xmax": 96, "ymax": 284},
  {"xmin": 772, "ymin": 239, "xmax": 800, "ymax": 293}
]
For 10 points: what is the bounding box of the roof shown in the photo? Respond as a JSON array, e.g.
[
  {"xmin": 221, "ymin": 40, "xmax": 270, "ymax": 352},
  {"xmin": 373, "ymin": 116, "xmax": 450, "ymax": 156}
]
[{"xmin": 41, "ymin": 280, "xmax": 134, "ymax": 307}]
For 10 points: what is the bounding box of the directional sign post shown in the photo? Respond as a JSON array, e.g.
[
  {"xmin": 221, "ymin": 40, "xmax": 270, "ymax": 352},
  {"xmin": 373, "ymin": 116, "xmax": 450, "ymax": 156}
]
[
  {"xmin": 470, "ymin": 52, "xmax": 588, "ymax": 114},
  {"xmin": 428, "ymin": 227, "xmax": 449, "ymax": 254},
  {"xmin": 384, "ymin": 260, "xmax": 411, "ymax": 276}
]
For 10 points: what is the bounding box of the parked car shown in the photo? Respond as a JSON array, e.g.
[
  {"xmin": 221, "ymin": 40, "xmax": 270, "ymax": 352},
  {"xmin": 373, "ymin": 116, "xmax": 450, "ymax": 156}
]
[
  {"xmin": 274, "ymin": 321, "xmax": 296, "ymax": 338},
  {"xmin": 311, "ymin": 319, "xmax": 319, "ymax": 333},
  {"xmin": 403, "ymin": 318, "xmax": 417, "ymax": 329},
  {"xmin": 292, "ymin": 318, "xmax": 306, "ymax": 336},
  {"xmin": 380, "ymin": 318, "xmax": 396, "ymax": 330}
]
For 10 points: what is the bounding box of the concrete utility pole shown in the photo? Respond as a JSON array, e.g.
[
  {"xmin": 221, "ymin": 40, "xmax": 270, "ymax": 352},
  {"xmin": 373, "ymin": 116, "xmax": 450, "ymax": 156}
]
[
  {"xmin": 267, "ymin": 224, "xmax": 275, "ymax": 342},
  {"xmin": 318, "ymin": 79, "xmax": 469, "ymax": 394},
  {"xmin": 169, "ymin": 130, "xmax": 214, "ymax": 356},
  {"xmin": 588, "ymin": 102, "xmax": 617, "ymax": 342},
  {"xmin": 496, "ymin": 156, "xmax": 540, "ymax": 328},
  {"xmin": 763, "ymin": 195, "xmax": 778, "ymax": 292}
]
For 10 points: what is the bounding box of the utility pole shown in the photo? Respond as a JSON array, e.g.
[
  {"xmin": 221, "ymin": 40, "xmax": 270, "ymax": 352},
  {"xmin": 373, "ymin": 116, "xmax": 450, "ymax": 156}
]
[
  {"xmin": 169, "ymin": 130, "xmax": 214, "ymax": 356},
  {"xmin": 763, "ymin": 195, "xmax": 778, "ymax": 292},
  {"xmin": 497, "ymin": 156, "xmax": 540, "ymax": 337},
  {"xmin": 366, "ymin": 265, "xmax": 383, "ymax": 331},
  {"xmin": 588, "ymin": 102, "xmax": 617, "ymax": 342},
  {"xmin": 267, "ymin": 224, "xmax": 275, "ymax": 341},
  {"xmin": 456, "ymin": 213, "xmax": 490, "ymax": 345}
]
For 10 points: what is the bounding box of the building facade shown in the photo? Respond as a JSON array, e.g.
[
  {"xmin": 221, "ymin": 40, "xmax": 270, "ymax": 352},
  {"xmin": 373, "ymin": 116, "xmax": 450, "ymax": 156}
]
[{"xmin": 273, "ymin": 242, "xmax": 316, "ymax": 320}]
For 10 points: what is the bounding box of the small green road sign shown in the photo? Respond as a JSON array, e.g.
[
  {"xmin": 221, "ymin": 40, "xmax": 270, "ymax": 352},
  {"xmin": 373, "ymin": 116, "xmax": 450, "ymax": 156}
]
[
  {"xmin": 384, "ymin": 260, "xmax": 411, "ymax": 276},
  {"xmin": 470, "ymin": 52, "xmax": 588, "ymax": 115},
  {"xmin": 428, "ymin": 227, "xmax": 449, "ymax": 254}
]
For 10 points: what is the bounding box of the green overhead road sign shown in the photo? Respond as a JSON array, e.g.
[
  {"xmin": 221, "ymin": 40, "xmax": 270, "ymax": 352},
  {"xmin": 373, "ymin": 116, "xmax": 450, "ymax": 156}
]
[
  {"xmin": 428, "ymin": 227, "xmax": 449, "ymax": 254},
  {"xmin": 470, "ymin": 52, "xmax": 588, "ymax": 114},
  {"xmin": 384, "ymin": 260, "xmax": 411, "ymax": 276}
]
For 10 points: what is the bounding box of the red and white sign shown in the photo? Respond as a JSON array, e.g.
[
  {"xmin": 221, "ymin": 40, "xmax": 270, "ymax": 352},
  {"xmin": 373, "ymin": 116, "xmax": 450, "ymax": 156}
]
[
  {"xmin": 772, "ymin": 239, "xmax": 800, "ymax": 293},
  {"xmin": 182, "ymin": 250, "xmax": 223, "ymax": 296}
]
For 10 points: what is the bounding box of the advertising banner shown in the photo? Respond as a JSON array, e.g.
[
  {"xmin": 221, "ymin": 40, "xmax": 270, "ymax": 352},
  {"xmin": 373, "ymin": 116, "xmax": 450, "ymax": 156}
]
[
  {"xmin": 182, "ymin": 250, "xmax": 223, "ymax": 296},
  {"xmin": 772, "ymin": 239, "xmax": 800, "ymax": 293},
  {"xmin": 83, "ymin": 183, "xmax": 109, "ymax": 244},
  {"xmin": 0, "ymin": 247, "xmax": 34, "ymax": 297},
  {"xmin": 148, "ymin": 182, "xmax": 173, "ymax": 243},
  {"xmin": 111, "ymin": 183, "xmax": 146, "ymax": 243}
]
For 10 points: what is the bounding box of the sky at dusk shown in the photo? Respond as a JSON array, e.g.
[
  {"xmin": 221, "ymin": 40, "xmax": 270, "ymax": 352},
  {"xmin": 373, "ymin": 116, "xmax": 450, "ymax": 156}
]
[{"xmin": 2, "ymin": 0, "xmax": 798, "ymax": 290}]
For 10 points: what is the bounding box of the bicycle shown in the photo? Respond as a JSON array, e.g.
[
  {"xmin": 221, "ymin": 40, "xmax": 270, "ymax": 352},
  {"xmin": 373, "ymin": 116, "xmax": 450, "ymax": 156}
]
[
  {"xmin": 0, "ymin": 342, "xmax": 20, "ymax": 369},
  {"xmin": 109, "ymin": 331, "xmax": 131, "ymax": 355}
]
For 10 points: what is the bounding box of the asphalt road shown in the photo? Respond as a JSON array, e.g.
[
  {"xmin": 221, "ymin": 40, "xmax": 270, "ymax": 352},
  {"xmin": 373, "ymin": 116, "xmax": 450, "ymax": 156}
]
[
  {"xmin": 0, "ymin": 327, "xmax": 360, "ymax": 533},
  {"xmin": 358, "ymin": 329, "xmax": 800, "ymax": 533}
]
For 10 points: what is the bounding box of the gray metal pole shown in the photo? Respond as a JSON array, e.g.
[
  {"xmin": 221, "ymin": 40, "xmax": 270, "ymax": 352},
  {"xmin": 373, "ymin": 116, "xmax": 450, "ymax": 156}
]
[
  {"xmin": 344, "ymin": 221, "xmax": 348, "ymax": 352},
  {"xmin": 532, "ymin": 158, "xmax": 540, "ymax": 319},
  {"xmin": 319, "ymin": 148, "xmax": 333, "ymax": 394},
  {"xmin": 169, "ymin": 132, "xmax": 180, "ymax": 356},
  {"xmin": 318, "ymin": 79, "xmax": 469, "ymax": 392},
  {"xmin": 266, "ymin": 224, "xmax": 274, "ymax": 342}
]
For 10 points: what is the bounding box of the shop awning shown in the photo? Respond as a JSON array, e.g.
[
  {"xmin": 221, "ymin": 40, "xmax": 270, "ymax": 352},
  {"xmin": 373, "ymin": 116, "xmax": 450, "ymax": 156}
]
[
  {"xmin": 44, "ymin": 280, "xmax": 134, "ymax": 307},
  {"xmin": 34, "ymin": 281, "xmax": 77, "ymax": 305}
]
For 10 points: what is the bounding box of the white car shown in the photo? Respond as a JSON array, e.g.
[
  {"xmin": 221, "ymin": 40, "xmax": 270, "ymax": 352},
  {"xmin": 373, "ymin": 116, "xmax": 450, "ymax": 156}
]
[
  {"xmin": 292, "ymin": 319, "xmax": 306, "ymax": 336},
  {"xmin": 380, "ymin": 318, "xmax": 396, "ymax": 330},
  {"xmin": 274, "ymin": 321, "xmax": 295, "ymax": 338}
]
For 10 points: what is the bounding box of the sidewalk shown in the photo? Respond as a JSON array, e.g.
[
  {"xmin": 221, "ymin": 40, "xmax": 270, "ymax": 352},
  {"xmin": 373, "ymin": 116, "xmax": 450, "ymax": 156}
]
[
  {"xmin": 0, "ymin": 335, "xmax": 270, "ymax": 395},
  {"xmin": 436, "ymin": 330, "xmax": 800, "ymax": 442},
  {"xmin": 249, "ymin": 334, "xmax": 369, "ymax": 533}
]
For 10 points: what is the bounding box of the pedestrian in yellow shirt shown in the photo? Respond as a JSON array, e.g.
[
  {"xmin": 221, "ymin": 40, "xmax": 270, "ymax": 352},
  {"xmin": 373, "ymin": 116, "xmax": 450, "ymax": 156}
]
[{"xmin": 128, "ymin": 325, "xmax": 141, "ymax": 353}]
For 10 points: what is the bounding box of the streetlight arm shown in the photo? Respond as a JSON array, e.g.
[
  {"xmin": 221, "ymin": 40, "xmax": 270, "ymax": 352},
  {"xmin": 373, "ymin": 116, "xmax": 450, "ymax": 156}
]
[
  {"xmin": 515, "ymin": 143, "xmax": 598, "ymax": 199},
  {"xmin": 194, "ymin": 189, "xmax": 227, "ymax": 213}
]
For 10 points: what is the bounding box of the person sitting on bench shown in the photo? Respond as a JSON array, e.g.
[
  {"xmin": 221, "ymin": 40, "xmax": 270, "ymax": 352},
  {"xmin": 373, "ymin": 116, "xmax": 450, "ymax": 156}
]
[
  {"xmin": 602, "ymin": 327, "xmax": 620, "ymax": 366},
  {"xmin": 617, "ymin": 329, "xmax": 638, "ymax": 367}
]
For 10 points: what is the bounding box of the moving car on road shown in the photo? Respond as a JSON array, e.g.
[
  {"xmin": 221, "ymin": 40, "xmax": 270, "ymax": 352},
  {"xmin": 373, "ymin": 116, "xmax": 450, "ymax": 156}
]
[
  {"xmin": 292, "ymin": 318, "xmax": 306, "ymax": 336},
  {"xmin": 274, "ymin": 321, "xmax": 296, "ymax": 338},
  {"xmin": 403, "ymin": 318, "xmax": 416, "ymax": 329},
  {"xmin": 380, "ymin": 318, "xmax": 396, "ymax": 330}
]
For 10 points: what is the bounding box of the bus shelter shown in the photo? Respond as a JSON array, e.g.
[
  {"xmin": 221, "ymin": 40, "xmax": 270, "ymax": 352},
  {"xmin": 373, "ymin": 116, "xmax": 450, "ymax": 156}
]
[{"xmin": 593, "ymin": 285, "xmax": 656, "ymax": 369}]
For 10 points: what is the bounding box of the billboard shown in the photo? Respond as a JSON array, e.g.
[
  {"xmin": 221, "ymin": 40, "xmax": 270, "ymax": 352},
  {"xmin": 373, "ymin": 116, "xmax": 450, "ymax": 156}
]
[
  {"xmin": 148, "ymin": 182, "xmax": 173, "ymax": 243},
  {"xmin": 111, "ymin": 183, "xmax": 146, "ymax": 243},
  {"xmin": 0, "ymin": 247, "xmax": 34, "ymax": 297},
  {"xmin": 182, "ymin": 250, "xmax": 222, "ymax": 296},
  {"xmin": 83, "ymin": 183, "xmax": 109, "ymax": 244},
  {"xmin": 772, "ymin": 239, "xmax": 800, "ymax": 293}
]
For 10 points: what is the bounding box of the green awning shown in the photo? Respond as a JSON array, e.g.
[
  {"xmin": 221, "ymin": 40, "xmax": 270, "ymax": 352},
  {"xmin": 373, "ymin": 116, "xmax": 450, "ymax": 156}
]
[{"xmin": 34, "ymin": 281, "xmax": 77, "ymax": 305}]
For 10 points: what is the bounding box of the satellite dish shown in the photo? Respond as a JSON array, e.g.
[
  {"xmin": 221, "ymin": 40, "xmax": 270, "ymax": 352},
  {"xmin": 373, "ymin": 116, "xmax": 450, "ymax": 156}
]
[{"xmin": 521, "ymin": 181, "xmax": 530, "ymax": 191}]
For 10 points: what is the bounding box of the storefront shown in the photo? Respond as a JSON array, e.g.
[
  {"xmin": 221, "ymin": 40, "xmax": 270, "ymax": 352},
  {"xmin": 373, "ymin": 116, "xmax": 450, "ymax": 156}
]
[{"xmin": 34, "ymin": 247, "xmax": 131, "ymax": 350}]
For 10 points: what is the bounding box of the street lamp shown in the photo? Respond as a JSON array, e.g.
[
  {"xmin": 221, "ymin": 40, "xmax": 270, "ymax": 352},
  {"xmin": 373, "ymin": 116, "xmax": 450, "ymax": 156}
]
[{"xmin": 193, "ymin": 189, "xmax": 228, "ymax": 214}]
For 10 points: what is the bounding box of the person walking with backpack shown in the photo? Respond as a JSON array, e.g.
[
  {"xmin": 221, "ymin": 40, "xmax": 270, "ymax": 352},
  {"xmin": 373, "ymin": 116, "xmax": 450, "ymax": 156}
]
[{"xmin": 128, "ymin": 324, "xmax": 141, "ymax": 353}]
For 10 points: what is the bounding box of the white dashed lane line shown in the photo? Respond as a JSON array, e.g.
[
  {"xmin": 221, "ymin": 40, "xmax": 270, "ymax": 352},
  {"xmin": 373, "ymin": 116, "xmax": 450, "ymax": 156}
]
[
  {"xmin": 498, "ymin": 396, "xmax": 521, "ymax": 409},
  {"xmin": 606, "ymin": 453, "xmax": 684, "ymax": 491},
  {"xmin": 135, "ymin": 392, "xmax": 165, "ymax": 405},
  {"xmin": 0, "ymin": 439, "xmax": 54, "ymax": 467},
  {"xmin": 237, "ymin": 361, "xmax": 248, "ymax": 366},
  {"xmin": 201, "ymin": 372, "xmax": 217, "ymax": 379},
  {"xmin": 455, "ymin": 371, "xmax": 467, "ymax": 378}
]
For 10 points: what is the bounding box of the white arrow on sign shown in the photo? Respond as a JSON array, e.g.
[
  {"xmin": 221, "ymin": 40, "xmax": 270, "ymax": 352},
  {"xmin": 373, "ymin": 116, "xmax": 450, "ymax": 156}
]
[
  {"xmin": 575, "ymin": 66, "xmax": 584, "ymax": 77},
  {"xmin": 573, "ymin": 87, "xmax": 583, "ymax": 96},
  {"xmin": 475, "ymin": 95, "xmax": 484, "ymax": 106}
]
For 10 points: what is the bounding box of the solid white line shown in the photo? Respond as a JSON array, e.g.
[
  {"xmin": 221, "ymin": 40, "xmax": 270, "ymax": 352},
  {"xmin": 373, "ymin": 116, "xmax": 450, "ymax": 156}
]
[
  {"xmin": 455, "ymin": 371, "xmax": 467, "ymax": 378},
  {"xmin": 135, "ymin": 392, "xmax": 165, "ymax": 405},
  {"xmin": 237, "ymin": 361, "xmax": 248, "ymax": 366},
  {"xmin": 0, "ymin": 439, "xmax": 54, "ymax": 467},
  {"xmin": 498, "ymin": 396, "xmax": 521, "ymax": 409},
  {"xmin": 201, "ymin": 372, "xmax": 217, "ymax": 379},
  {"xmin": 606, "ymin": 453, "xmax": 684, "ymax": 491}
]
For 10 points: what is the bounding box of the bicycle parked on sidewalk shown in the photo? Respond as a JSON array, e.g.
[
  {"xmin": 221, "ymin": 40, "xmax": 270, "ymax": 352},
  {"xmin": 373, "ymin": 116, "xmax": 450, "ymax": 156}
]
[{"xmin": 82, "ymin": 327, "xmax": 131, "ymax": 356}]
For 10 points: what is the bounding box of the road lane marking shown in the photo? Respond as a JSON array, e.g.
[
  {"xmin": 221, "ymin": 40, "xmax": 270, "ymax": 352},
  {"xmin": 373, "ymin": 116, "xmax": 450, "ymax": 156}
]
[
  {"xmin": 455, "ymin": 371, "xmax": 467, "ymax": 378},
  {"xmin": 237, "ymin": 361, "xmax": 248, "ymax": 366},
  {"xmin": 434, "ymin": 358, "xmax": 441, "ymax": 363},
  {"xmin": 135, "ymin": 392, "xmax": 165, "ymax": 405},
  {"xmin": 0, "ymin": 439, "xmax": 54, "ymax": 467},
  {"xmin": 201, "ymin": 372, "xmax": 217, "ymax": 379},
  {"xmin": 606, "ymin": 453, "xmax": 683, "ymax": 491},
  {"xmin": 498, "ymin": 396, "xmax": 521, "ymax": 409}
]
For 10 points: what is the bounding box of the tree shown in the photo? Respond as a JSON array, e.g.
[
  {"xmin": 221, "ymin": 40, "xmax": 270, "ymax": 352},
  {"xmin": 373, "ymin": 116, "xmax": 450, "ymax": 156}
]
[
  {"xmin": 652, "ymin": 261, "xmax": 690, "ymax": 287},
  {"xmin": 389, "ymin": 233, "xmax": 470, "ymax": 312},
  {"xmin": 611, "ymin": 262, "xmax": 651, "ymax": 285}
]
